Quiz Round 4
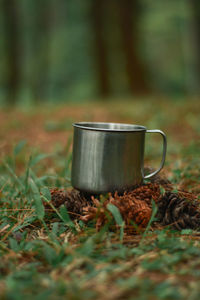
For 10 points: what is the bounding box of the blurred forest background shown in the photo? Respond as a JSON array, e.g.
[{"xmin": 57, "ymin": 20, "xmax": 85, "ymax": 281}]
[{"xmin": 0, "ymin": 0, "xmax": 200, "ymax": 105}]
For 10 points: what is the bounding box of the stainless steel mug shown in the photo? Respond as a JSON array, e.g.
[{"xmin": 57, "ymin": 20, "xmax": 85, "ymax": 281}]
[{"xmin": 71, "ymin": 122, "xmax": 167, "ymax": 194}]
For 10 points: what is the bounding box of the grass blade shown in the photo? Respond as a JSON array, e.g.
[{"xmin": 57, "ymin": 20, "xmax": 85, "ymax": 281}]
[
  {"xmin": 41, "ymin": 187, "xmax": 51, "ymax": 201},
  {"xmin": 140, "ymin": 200, "xmax": 158, "ymax": 244},
  {"xmin": 59, "ymin": 205, "xmax": 75, "ymax": 229},
  {"xmin": 29, "ymin": 178, "xmax": 45, "ymax": 220},
  {"xmin": 107, "ymin": 203, "xmax": 125, "ymax": 241},
  {"xmin": 30, "ymin": 153, "xmax": 53, "ymax": 167},
  {"xmin": 3, "ymin": 161, "xmax": 24, "ymax": 189},
  {"xmin": 13, "ymin": 140, "xmax": 26, "ymax": 157}
]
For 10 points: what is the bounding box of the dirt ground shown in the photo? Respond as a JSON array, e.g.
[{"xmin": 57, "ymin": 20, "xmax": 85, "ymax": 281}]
[{"xmin": 0, "ymin": 98, "xmax": 200, "ymax": 157}]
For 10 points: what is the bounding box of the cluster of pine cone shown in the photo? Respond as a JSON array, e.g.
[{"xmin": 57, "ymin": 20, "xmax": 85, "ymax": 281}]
[{"xmin": 45, "ymin": 171, "xmax": 200, "ymax": 232}]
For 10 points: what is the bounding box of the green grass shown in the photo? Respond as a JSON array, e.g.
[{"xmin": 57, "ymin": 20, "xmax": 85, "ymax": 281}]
[{"xmin": 1, "ymin": 99, "xmax": 200, "ymax": 299}]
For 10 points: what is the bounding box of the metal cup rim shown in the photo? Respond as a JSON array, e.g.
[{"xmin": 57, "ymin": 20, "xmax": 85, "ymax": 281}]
[{"xmin": 73, "ymin": 122, "xmax": 146, "ymax": 132}]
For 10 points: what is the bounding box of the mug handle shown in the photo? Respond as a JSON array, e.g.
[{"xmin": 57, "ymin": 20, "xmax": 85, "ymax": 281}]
[{"xmin": 143, "ymin": 129, "xmax": 167, "ymax": 179}]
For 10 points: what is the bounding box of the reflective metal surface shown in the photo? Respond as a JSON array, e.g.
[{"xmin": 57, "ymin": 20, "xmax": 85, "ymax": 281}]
[{"xmin": 71, "ymin": 122, "xmax": 167, "ymax": 194}]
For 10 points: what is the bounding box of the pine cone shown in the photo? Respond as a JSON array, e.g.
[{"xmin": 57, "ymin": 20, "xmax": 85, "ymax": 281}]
[
  {"xmin": 128, "ymin": 199, "xmax": 152, "ymax": 227},
  {"xmin": 81, "ymin": 196, "xmax": 108, "ymax": 231},
  {"xmin": 112, "ymin": 192, "xmax": 152, "ymax": 227},
  {"xmin": 81, "ymin": 191, "xmax": 152, "ymax": 231},
  {"xmin": 46, "ymin": 188, "xmax": 89, "ymax": 218},
  {"xmin": 45, "ymin": 178, "xmax": 200, "ymax": 233},
  {"xmin": 127, "ymin": 183, "xmax": 161, "ymax": 205},
  {"xmin": 49, "ymin": 188, "xmax": 66, "ymax": 207},
  {"xmin": 157, "ymin": 191, "xmax": 200, "ymax": 230}
]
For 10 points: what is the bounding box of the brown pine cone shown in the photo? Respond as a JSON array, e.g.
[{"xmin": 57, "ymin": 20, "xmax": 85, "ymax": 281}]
[
  {"xmin": 127, "ymin": 183, "xmax": 161, "ymax": 205},
  {"xmin": 110, "ymin": 192, "xmax": 152, "ymax": 227},
  {"xmin": 46, "ymin": 188, "xmax": 90, "ymax": 218},
  {"xmin": 50, "ymin": 188, "xmax": 66, "ymax": 207},
  {"xmin": 157, "ymin": 191, "xmax": 200, "ymax": 230},
  {"xmin": 81, "ymin": 191, "xmax": 152, "ymax": 231},
  {"xmin": 127, "ymin": 199, "xmax": 152, "ymax": 227},
  {"xmin": 80, "ymin": 196, "xmax": 108, "ymax": 231}
]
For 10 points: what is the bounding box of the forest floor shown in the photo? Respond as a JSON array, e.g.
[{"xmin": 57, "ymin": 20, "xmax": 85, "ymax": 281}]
[{"xmin": 0, "ymin": 98, "xmax": 200, "ymax": 299}]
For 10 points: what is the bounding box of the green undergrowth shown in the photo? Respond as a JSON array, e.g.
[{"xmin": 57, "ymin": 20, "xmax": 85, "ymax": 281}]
[{"xmin": 1, "ymin": 133, "xmax": 200, "ymax": 299}]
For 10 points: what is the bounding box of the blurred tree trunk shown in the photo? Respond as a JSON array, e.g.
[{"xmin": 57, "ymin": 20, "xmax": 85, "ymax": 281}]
[
  {"xmin": 119, "ymin": 0, "xmax": 150, "ymax": 94},
  {"xmin": 190, "ymin": 0, "xmax": 200, "ymax": 89},
  {"xmin": 91, "ymin": 0, "xmax": 110, "ymax": 97},
  {"xmin": 31, "ymin": 1, "xmax": 52, "ymax": 101},
  {"xmin": 2, "ymin": 0, "xmax": 21, "ymax": 104}
]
